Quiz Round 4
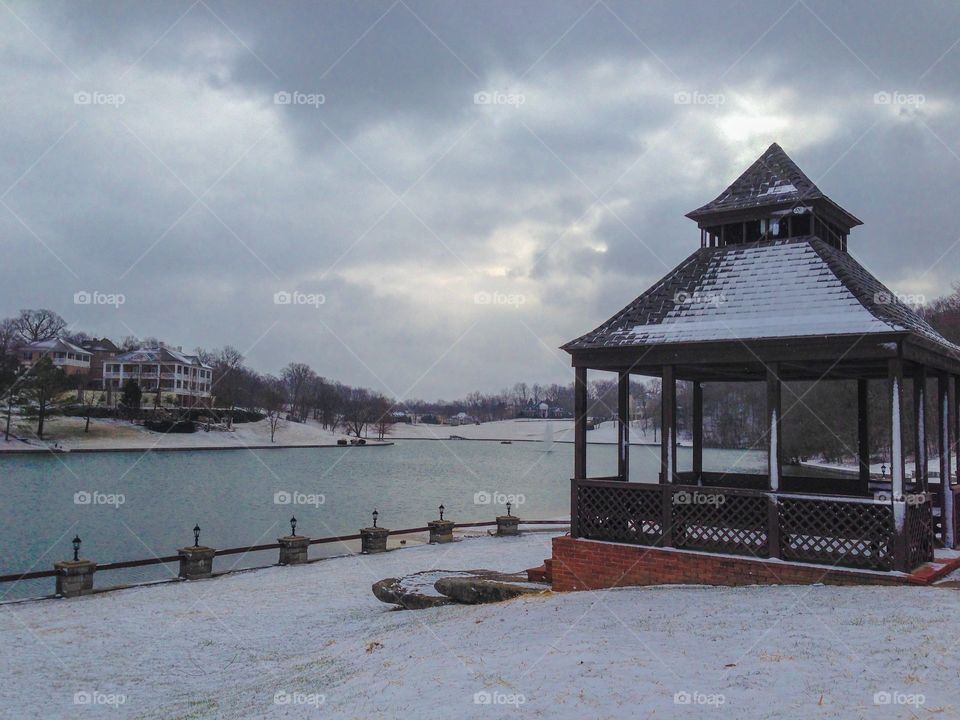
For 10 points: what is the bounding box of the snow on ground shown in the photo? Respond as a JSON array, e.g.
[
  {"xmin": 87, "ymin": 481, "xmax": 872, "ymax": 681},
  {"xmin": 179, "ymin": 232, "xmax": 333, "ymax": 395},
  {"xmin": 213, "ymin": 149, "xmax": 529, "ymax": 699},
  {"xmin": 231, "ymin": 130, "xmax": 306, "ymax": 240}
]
[
  {"xmin": 2, "ymin": 531, "xmax": 958, "ymax": 719},
  {"xmin": 0, "ymin": 417, "xmax": 658, "ymax": 453},
  {"xmin": 803, "ymin": 455, "xmax": 957, "ymax": 478},
  {"xmin": 391, "ymin": 418, "xmax": 660, "ymax": 445},
  {"xmin": 0, "ymin": 415, "xmax": 383, "ymax": 452}
]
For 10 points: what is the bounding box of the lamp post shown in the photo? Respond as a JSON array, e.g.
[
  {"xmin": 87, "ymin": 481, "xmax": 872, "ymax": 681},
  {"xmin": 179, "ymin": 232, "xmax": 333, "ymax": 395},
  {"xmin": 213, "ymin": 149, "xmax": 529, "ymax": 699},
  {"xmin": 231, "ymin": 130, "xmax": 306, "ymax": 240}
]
[
  {"xmin": 506, "ymin": 502, "xmax": 512, "ymax": 517},
  {"xmin": 290, "ymin": 516, "xmax": 297, "ymax": 537},
  {"xmin": 193, "ymin": 524, "xmax": 201, "ymax": 548},
  {"xmin": 72, "ymin": 535, "xmax": 81, "ymax": 561},
  {"xmin": 372, "ymin": 509, "xmax": 379, "ymax": 528},
  {"xmin": 439, "ymin": 504, "xmax": 445, "ymax": 521}
]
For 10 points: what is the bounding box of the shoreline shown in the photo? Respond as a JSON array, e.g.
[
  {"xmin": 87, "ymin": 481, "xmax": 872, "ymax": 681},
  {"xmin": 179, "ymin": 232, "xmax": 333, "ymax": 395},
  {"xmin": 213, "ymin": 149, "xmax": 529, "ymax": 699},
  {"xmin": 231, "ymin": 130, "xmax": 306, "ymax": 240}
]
[{"xmin": 0, "ymin": 440, "xmax": 393, "ymax": 455}]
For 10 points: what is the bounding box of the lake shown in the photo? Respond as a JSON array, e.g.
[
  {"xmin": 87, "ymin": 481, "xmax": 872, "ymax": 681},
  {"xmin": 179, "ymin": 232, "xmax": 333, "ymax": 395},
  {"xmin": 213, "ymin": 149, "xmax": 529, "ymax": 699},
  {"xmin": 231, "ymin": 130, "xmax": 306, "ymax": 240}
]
[{"xmin": 0, "ymin": 439, "xmax": 773, "ymax": 599}]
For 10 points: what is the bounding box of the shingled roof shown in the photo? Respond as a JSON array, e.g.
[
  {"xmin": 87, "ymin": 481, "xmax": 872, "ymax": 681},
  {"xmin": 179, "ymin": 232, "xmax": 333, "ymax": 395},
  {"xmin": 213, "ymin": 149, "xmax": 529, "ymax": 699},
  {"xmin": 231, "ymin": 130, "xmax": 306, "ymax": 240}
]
[
  {"xmin": 685, "ymin": 143, "xmax": 862, "ymax": 227},
  {"xmin": 562, "ymin": 236, "xmax": 958, "ymax": 353}
]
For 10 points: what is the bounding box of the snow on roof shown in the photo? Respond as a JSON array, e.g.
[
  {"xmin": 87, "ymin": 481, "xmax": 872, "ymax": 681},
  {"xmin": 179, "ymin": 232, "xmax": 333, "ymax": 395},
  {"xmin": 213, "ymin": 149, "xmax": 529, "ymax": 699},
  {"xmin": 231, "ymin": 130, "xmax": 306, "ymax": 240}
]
[
  {"xmin": 685, "ymin": 143, "xmax": 862, "ymax": 227},
  {"xmin": 21, "ymin": 337, "xmax": 90, "ymax": 355},
  {"xmin": 115, "ymin": 346, "xmax": 210, "ymax": 368},
  {"xmin": 564, "ymin": 236, "xmax": 956, "ymax": 351}
]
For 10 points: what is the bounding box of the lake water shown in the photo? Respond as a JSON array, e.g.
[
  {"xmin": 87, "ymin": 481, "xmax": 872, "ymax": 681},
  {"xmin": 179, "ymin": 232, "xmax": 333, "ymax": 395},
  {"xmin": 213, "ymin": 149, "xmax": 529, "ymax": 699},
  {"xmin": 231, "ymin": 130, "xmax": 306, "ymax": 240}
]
[{"xmin": 0, "ymin": 440, "xmax": 772, "ymax": 599}]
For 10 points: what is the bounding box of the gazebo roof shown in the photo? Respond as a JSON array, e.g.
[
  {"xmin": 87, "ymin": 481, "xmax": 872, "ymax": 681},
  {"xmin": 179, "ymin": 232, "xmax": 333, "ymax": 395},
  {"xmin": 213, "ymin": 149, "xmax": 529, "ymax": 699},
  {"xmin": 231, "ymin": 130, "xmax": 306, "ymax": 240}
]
[
  {"xmin": 685, "ymin": 143, "xmax": 862, "ymax": 230},
  {"xmin": 563, "ymin": 236, "xmax": 957, "ymax": 355}
]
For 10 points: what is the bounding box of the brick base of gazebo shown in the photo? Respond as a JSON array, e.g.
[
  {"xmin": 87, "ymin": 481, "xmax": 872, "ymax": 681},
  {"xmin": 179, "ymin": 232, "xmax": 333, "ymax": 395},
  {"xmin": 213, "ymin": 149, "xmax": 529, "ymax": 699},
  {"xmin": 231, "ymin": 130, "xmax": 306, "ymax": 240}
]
[{"xmin": 541, "ymin": 536, "xmax": 960, "ymax": 590}]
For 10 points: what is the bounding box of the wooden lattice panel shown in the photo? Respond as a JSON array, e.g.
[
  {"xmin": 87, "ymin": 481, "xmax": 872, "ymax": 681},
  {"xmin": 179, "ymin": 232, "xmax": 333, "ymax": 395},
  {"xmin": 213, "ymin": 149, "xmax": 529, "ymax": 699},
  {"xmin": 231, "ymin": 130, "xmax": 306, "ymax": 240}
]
[
  {"xmin": 671, "ymin": 490, "xmax": 768, "ymax": 556},
  {"xmin": 576, "ymin": 484, "xmax": 662, "ymax": 545},
  {"xmin": 779, "ymin": 498, "xmax": 893, "ymax": 570},
  {"xmin": 906, "ymin": 498, "xmax": 935, "ymax": 569}
]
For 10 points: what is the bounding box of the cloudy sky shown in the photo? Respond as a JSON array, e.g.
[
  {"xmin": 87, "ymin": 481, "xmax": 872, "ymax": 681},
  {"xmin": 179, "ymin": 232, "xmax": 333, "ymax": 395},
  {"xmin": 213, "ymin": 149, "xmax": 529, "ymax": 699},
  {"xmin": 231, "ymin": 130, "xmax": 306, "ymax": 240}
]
[{"xmin": 2, "ymin": 0, "xmax": 959, "ymax": 399}]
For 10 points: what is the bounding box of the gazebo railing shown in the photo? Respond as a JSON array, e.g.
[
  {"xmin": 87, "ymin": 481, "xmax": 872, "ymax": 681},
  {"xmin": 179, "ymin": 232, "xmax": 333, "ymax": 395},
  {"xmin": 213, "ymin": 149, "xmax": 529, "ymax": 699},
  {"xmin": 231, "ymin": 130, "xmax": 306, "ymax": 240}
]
[{"xmin": 571, "ymin": 478, "xmax": 935, "ymax": 572}]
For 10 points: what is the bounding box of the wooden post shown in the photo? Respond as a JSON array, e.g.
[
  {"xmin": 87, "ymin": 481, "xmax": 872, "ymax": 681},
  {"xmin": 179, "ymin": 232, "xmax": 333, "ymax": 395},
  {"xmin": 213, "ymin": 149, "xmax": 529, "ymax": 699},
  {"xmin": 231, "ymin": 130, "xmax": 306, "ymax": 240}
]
[
  {"xmin": 857, "ymin": 378, "xmax": 870, "ymax": 495},
  {"xmin": 914, "ymin": 366, "xmax": 928, "ymax": 491},
  {"xmin": 574, "ymin": 366, "xmax": 587, "ymax": 480},
  {"xmin": 617, "ymin": 371, "xmax": 630, "ymax": 482},
  {"xmin": 660, "ymin": 366, "xmax": 676, "ymax": 484},
  {"xmin": 660, "ymin": 366, "xmax": 676, "ymax": 547},
  {"xmin": 570, "ymin": 477, "xmax": 579, "ymax": 538},
  {"xmin": 766, "ymin": 365, "xmax": 782, "ymax": 491},
  {"xmin": 692, "ymin": 381, "xmax": 703, "ymax": 484},
  {"xmin": 939, "ymin": 373, "xmax": 954, "ymax": 547},
  {"xmin": 889, "ymin": 356, "xmax": 908, "ymax": 571},
  {"xmin": 766, "ymin": 364, "xmax": 782, "ymax": 559}
]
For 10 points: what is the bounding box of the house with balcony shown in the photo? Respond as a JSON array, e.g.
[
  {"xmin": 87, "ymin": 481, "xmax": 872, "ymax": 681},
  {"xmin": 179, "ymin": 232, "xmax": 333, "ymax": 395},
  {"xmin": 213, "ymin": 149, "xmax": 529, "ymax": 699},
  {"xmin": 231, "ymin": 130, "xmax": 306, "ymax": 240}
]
[
  {"xmin": 103, "ymin": 344, "xmax": 213, "ymax": 407},
  {"xmin": 79, "ymin": 337, "xmax": 119, "ymax": 388},
  {"xmin": 18, "ymin": 338, "xmax": 92, "ymax": 375}
]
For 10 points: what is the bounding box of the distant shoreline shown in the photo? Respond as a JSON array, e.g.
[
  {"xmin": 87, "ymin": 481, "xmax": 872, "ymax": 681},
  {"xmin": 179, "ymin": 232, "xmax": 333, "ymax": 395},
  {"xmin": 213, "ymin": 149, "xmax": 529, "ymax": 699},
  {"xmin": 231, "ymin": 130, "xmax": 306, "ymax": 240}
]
[{"xmin": 0, "ymin": 441, "xmax": 393, "ymax": 455}]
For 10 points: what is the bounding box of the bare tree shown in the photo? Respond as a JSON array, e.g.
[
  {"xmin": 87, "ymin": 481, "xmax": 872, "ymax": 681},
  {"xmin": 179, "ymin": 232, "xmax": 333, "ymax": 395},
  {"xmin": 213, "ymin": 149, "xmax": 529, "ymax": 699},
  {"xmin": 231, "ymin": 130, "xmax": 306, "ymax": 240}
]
[
  {"xmin": 15, "ymin": 309, "xmax": 66, "ymax": 342},
  {"xmin": 258, "ymin": 378, "xmax": 286, "ymax": 443}
]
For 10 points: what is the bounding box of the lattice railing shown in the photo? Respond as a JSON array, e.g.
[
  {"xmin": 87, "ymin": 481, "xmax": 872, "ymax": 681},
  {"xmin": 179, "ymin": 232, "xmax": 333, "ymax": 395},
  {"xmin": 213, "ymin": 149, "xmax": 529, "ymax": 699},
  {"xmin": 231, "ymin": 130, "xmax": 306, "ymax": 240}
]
[
  {"xmin": 779, "ymin": 497, "xmax": 894, "ymax": 570},
  {"xmin": 906, "ymin": 495, "xmax": 935, "ymax": 569},
  {"xmin": 671, "ymin": 487, "xmax": 767, "ymax": 556},
  {"xmin": 572, "ymin": 480, "xmax": 933, "ymax": 572},
  {"xmin": 576, "ymin": 482, "xmax": 662, "ymax": 545}
]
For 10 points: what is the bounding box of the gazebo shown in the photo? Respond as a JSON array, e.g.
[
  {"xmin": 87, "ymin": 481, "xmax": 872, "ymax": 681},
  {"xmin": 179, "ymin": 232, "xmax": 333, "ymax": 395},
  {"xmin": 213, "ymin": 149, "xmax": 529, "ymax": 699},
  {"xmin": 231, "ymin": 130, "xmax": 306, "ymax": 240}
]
[{"xmin": 558, "ymin": 143, "xmax": 960, "ymax": 581}]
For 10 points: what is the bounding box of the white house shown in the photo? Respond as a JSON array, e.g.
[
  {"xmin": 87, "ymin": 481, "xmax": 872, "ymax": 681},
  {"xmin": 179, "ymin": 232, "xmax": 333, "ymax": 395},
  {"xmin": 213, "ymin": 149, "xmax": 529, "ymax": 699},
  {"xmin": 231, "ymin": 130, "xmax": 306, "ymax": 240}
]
[{"xmin": 103, "ymin": 344, "xmax": 213, "ymax": 406}]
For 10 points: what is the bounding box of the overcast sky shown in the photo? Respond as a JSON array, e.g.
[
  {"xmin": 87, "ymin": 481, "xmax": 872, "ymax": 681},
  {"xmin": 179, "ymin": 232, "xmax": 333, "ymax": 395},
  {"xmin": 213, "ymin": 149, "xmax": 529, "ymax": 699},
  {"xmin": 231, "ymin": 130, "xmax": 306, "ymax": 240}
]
[{"xmin": 2, "ymin": 0, "xmax": 959, "ymax": 399}]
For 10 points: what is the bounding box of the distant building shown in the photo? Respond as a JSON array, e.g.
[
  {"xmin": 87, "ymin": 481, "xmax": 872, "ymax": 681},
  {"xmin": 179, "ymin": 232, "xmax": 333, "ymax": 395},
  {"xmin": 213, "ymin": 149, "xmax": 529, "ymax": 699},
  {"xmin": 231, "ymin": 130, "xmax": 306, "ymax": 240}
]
[
  {"xmin": 18, "ymin": 338, "xmax": 91, "ymax": 375},
  {"xmin": 103, "ymin": 344, "xmax": 213, "ymax": 406},
  {"xmin": 80, "ymin": 337, "xmax": 119, "ymax": 388}
]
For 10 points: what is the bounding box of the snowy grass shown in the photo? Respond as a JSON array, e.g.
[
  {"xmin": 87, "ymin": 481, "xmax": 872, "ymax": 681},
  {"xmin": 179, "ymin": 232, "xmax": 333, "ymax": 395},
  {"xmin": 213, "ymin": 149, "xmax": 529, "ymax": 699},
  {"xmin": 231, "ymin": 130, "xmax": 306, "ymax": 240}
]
[{"xmin": 1, "ymin": 531, "xmax": 957, "ymax": 719}]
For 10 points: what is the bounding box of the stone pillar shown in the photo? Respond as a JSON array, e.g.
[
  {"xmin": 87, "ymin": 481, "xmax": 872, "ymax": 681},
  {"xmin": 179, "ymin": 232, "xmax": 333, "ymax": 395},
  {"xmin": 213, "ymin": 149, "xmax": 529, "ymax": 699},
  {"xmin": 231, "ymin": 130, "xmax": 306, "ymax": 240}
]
[
  {"xmin": 277, "ymin": 535, "xmax": 310, "ymax": 565},
  {"xmin": 428, "ymin": 520, "xmax": 454, "ymax": 544},
  {"xmin": 178, "ymin": 546, "xmax": 216, "ymax": 580},
  {"xmin": 54, "ymin": 559, "xmax": 96, "ymax": 598},
  {"xmin": 496, "ymin": 515, "xmax": 520, "ymax": 536},
  {"xmin": 360, "ymin": 526, "xmax": 389, "ymax": 553}
]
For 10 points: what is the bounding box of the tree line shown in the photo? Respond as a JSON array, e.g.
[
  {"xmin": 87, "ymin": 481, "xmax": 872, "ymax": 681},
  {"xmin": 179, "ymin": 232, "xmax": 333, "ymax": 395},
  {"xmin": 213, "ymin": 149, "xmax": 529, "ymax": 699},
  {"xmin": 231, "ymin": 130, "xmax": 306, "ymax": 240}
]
[{"xmin": 5, "ymin": 283, "xmax": 960, "ymax": 459}]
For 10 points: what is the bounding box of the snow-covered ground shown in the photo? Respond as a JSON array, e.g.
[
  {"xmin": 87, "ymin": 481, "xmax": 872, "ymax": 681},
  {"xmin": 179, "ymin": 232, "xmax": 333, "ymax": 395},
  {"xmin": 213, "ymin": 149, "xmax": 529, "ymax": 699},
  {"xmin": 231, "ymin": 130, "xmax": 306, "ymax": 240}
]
[
  {"xmin": 0, "ymin": 415, "xmax": 385, "ymax": 452},
  {"xmin": 2, "ymin": 531, "xmax": 958, "ymax": 719},
  {"xmin": 0, "ymin": 417, "xmax": 655, "ymax": 453},
  {"xmin": 804, "ymin": 455, "xmax": 957, "ymax": 478},
  {"xmin": 391, "ymin": 418, "xmax": 660, "ymax": 444}
]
